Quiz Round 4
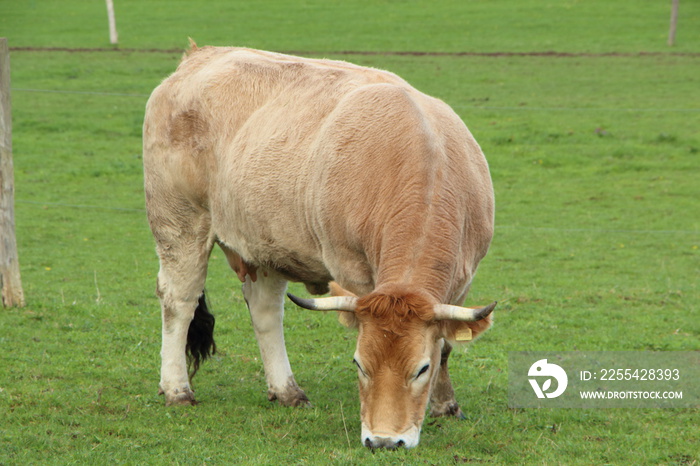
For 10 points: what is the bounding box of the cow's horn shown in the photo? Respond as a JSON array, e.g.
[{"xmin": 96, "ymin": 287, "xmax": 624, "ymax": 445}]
[
  {"xmin": 287, "ymin": 293, "xmax": 358, "ymax": 312},
  {"xmin": 433, "ymin": 301, "xmax": 496, "ymax": 321}
]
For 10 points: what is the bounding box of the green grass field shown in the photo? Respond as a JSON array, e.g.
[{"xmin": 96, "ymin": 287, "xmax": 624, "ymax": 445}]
[{"xmin": 1, "ymin": 0, "xmax": 699, "ymax": 464}]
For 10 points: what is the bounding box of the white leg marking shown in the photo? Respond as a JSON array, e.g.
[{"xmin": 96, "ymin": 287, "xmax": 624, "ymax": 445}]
[
  {"xmin": 242, "ymin": 270, "xmax": 308, "ymax": 406},
  {"xmin": 157, "ymin": 270, "xmax": 204, "ymax": 405}
]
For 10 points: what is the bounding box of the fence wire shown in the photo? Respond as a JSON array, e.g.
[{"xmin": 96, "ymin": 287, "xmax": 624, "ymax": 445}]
[
  {"xmin": 15, "ymin": 199, "xmax": 699, "ymax": 236},
  {"xmin": 12, "ymin": 88, "xmax": 699, "ymax": 113}
]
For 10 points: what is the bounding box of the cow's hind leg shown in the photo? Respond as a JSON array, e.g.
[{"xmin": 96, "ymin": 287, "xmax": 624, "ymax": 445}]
[
  {"xmin": 152, "ymin": 212, "xmax": 214, "ymax": 406},
  {"xmin": 242, "ymin": 269, "xmax": 310, "ymax": 407},
  {"xmin": 429, "ymin": 340, "xmax": 466, "ymax": 419}
]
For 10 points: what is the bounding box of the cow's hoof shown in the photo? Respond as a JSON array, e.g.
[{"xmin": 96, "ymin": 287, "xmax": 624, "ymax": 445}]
[
  {"xmin": 429, "ymin": 401, "xmax": 465, "ymax": 419},
  {"xmin": 161, "ymin": 386, "xmax": 197, "ymax": 406},
  {"xmin": 267, "ymin": 380, "xmax": 311, "ymax": 407}
]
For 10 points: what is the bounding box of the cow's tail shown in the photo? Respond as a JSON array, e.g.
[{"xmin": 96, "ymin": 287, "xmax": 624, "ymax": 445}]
[{"xmin": 186, "ymin": 292, "xmax": 217, "ymax": 380}]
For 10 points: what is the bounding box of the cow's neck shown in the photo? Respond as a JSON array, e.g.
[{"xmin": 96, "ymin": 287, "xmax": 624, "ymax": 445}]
[{"xmin": 372, "ymin": 218, "xmax": 464, "ymax": 304}]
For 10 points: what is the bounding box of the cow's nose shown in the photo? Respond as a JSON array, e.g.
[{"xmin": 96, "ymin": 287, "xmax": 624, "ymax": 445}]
[{"xmin": 364, "ymin": 436, "xmax": 406, "ymax": 450}]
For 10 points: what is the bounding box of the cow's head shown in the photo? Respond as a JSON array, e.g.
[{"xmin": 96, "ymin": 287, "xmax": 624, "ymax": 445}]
[{"xmin": 288, "ymin": 287, "xmax": 495, "ymax": 449}]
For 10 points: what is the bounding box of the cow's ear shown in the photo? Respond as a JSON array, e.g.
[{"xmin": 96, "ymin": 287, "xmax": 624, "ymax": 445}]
[
  {"xmin": 438, "ymin": 314, "xmax": 493, "ymax": 343},
  {"xmin": 337, "ymin": 310, "xmax": 359, "ymax": 329},
  {"xmin": 330, "ymin": 282, "xmax": 359, "ymax": 329}
]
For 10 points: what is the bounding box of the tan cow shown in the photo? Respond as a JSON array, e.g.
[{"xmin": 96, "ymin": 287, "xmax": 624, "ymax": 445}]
[{"xmin": 143, "ymin": 43, "xmax": 496, "ymax": 449}]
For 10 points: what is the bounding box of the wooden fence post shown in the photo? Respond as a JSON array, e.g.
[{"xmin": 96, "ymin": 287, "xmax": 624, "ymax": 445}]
[
  {"xmin": 668, "ymin": 0, "xmax": 679, "ymax": 46},
  {"xmin": 106, "ymin": 0, "xmax": 119, "ymax": 45},
  {"xmin": 0, "ymin": 38, "xmax": 25, "ymax": 307}
]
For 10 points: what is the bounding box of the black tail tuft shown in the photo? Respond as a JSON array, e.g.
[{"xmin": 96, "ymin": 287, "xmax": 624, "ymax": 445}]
[{"xmin": 186, "ymin": 292, "xmax": 217, "ymax": 380}]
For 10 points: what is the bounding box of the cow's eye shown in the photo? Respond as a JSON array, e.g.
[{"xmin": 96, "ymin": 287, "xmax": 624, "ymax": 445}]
[
  {"xmin": 416, "ymin": 364, "xmax": 430, "ymax": 379},
  {"xmin": 353, "ymin": 358, "xmax": 367, "ymax": 376}
]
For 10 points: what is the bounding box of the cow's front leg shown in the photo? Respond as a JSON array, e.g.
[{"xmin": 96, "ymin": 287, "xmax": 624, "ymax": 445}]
[
  {"xmin": 429, "ymin": 340, "xmax": 465, "ymax": 418},
  {"xmin": 242, "ymin": 270, "xmax": 310, "ymax": 407}
]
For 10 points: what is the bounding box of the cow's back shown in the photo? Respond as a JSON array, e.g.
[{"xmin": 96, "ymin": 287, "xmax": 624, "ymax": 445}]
[{"xmin": 143, "ymin": 46, "xmax": 493, "ymax": 299}]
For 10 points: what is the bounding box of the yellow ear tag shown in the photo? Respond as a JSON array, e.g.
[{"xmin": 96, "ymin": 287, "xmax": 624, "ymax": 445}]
[{"xmin": 455, "ymin": 327, "xmax": 472, "ymax": 342}]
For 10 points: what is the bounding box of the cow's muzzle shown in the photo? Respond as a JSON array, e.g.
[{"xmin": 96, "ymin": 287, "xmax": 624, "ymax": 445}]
[
  {"xmin": 364, "ymin": 436, "xmax": 406, "ymax": 450},
  {"xmin": 362, "ymin": 426, "xmax": 419, "ymax": 449}
]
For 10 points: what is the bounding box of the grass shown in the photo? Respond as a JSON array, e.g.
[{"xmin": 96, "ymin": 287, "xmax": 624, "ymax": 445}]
[{"xmin": 1, "ymin": 0, "xmax": 699, "ymax": 464}]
